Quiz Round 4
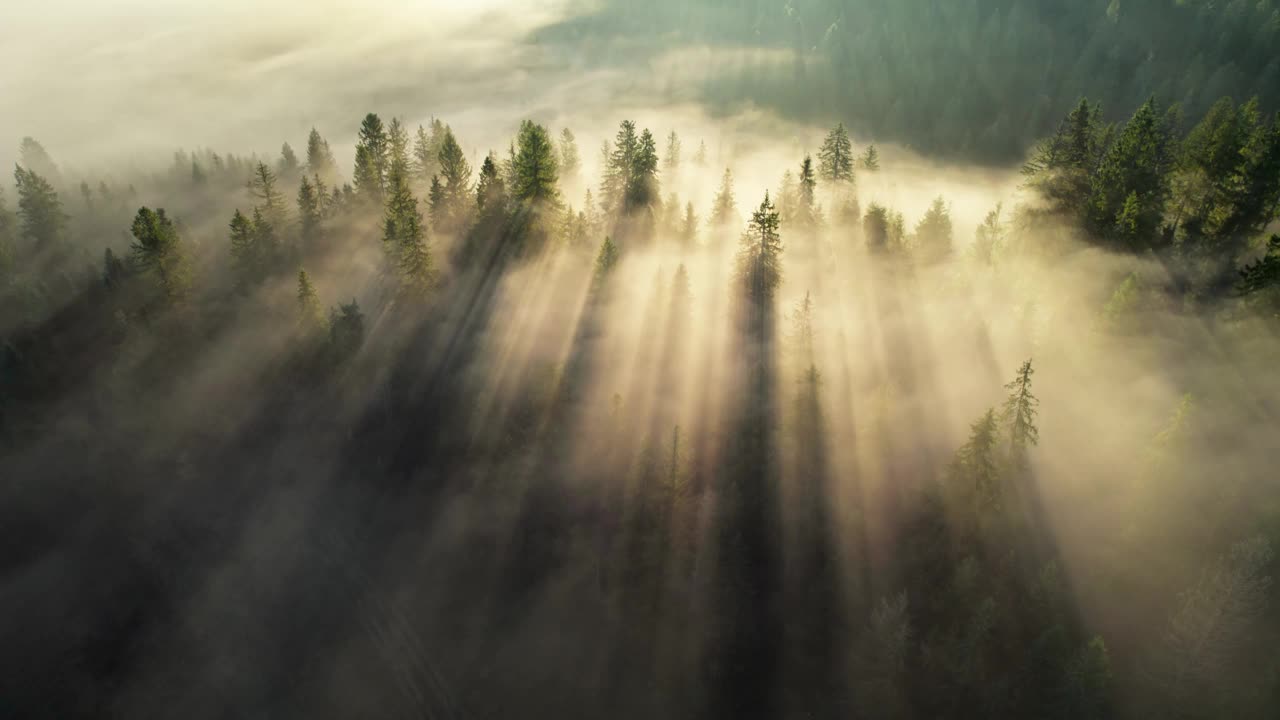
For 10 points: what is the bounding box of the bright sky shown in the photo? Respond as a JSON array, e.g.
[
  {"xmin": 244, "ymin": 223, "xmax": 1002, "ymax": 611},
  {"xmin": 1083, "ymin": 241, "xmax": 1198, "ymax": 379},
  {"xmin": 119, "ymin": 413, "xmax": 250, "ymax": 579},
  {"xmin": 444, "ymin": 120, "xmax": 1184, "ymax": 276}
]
[{"xmin": 0, "ymin": 0, "xmax": 569, "ymax": 169}]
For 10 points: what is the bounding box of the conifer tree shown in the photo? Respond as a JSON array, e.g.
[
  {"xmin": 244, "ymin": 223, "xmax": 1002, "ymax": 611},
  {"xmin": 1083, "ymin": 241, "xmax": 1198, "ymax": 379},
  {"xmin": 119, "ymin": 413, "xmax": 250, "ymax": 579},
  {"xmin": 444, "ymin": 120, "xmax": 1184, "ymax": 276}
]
[
  {"xmin": 250, "ymin": 207, "xmax": 281, "ymax": 276},
  {"xmin": 306, "ymin": 128, "xmax": 338, "ymax": 183},
  {"xmin": 248, "ymin": 162, "xmax": 286, "ymax": 227},
  {"xmin": 594, "ymin": 235, "xmax": 619, "ymax": 282},
  {"xmin": 736, "ymin": 192, "xmax": 783, "ymax": 303},
  {"xmin": 413, "ymin": 123, "xmax": 441, "ymax": 186},
  {"xmin": 436, "ymin": 127, "xmax": 473, "ymax": 231},
  {"xmin": 0, "ymin": 187, "xmax": 15, "ymax": 280},
  {"xmin": 383, "ymin": 164, "xmax": 433, "ymax": 296},
  {"xmin": 665, "ymin": 131, "xmax": 681, "ymax": 174},
  {"xmin": 130, "ymin": 207, "xmax": 190, "ymax": 303},
  {"xmin": 13, "ymin": 166, "xmax": 66, "ymax": 252},
  {"xmin": 476, "ymin": 152, "xmax": 506, "ymax": 214},
  {"xmin": 694, "ymin": 140, "xmax": 708, "ymax": 167},
  {"xmin": 627, "ymin": 128, "xmax": 660, "ymax": 213},
  {"xmin": 1087, "ymin": 98, "xmax": 1175, "ymax": 248},
  {"xmin": 559, "ymin": 128, "xmax": 580, "ymax": 179},
  {"xmin": 950, "ymin": 408, "xmax": 1002, "ymax": 510},
  {"xmin": 387, "ymin": 118, "xmax": 411, "ymax": 179},
  {"xmin": 818, "ymin": 123, "xmax": 853, "ymax": 182},
  {"xmin": 228, "ymin": 209, "xmax": 256, "ymax": 289},
  {"xmin": 864, "ymin": 204, "xmax": 891, "ymax": 253},
  {"xmin": 297, "ymin": 176, "xmax": 323, "ymax": 254},
  {"xmin": 296, "ymin": 269, "xmax": 325, "ymax": 333},
  {"xmin": 512, "ymin": 120, "xmax": 559, "ymax": 204},
  {"xmin": 329, "ymin": 299, "xmax": 365, "ymax": 360},
  {"xmin": 914, "ymin": 196, "xmax": 954, "ymax": 264},
  {"xmin": 353, "ymin": 113, "xmax": 389, "ymax": 204},
  {"xmin": 278, "ymin": 142, "xmax": 300, "ymax": 179},
  {"xmin": 1001, "ymin": 359, "xmax": 1039, "ymax": 455},
  {"xmin": 972, "ymin": 203, "xmax": 1005, "ymax": 265},
  {"xmin": 795, "ymin": 154, "xmax": 820, "ymax": 228},
  {"xmin": 603, "ymin": 121, "xmax": 638, "ymax": 215},
  {"xmin": 710, "ymin": 168, "xmax": 738, "ymax": 230},
  {"xmin": 860, "ymin": 145, "xmax": 880, "ymax": 171}
]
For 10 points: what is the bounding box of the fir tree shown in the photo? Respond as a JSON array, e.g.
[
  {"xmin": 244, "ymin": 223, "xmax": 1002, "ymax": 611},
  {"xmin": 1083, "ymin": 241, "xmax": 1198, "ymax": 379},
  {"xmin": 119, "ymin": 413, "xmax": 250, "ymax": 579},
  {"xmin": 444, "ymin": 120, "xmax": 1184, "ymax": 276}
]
[
  {"xmin": 353, "ymin": 113, "xmax": 389, "ymax": 204},
  {"xmin": 950, "ymin": 408, "xmax": 1002, "ymax": 511},
  {"xmin": 736, "ymin": 192, "xmax": 783, "ymax": 303},
  {"xmin": 680, "ymin": 202, "xmax": 699, "ymax": 248},
  {"xmin": 436, "ymin": 127, "xmax": 473, "ymax": 231},
  {"xmin": 19, "ymin": 137, "xmax": 60, "ymax": 185},
  {"xmin": 248, "ymin": 162, "xmax": 286, "ymax": 227},
  {"xmin": 383, "ymin": 164, "xmax": 433, "ymax": 296},
  {"xmin": 306, "ymin": 128, "xmax": 338, "ymax": 183},
  {"xmin": 278, "ymin": 142, "xmax": 300, "ymax": 179},
  {"xmin": 476, "ymin": 152, "xmax": 506, "ymax": 214},
  {"xmin": 594, "ymin": 235, "xmax": 619, "ymax": 282},
  {"xmin": 13, "ymin": 166, "xmax": 66, "ymax": 252},
  {"xmin": 130, "ymin": 207, "xmax": 190, "ymax": 303},
  {"xmin": 297, "ymin": 176, "xmax": 323, "ymax": 253},
  {"xmin": 860, "ymin": 145, "xmax": 880, "ymax": 171},
  {"xmin": 1001, "ymin": 359, "xmax": 1039, "ymax": 455},
  {"xmin": 818, "ymin": 123, "xmax": 854, "ymax": 182},
  {"xmin": 1087, "ymin": 98, "xmax": 1175, "ymax": 249},
  {"xmin": 387, "ymin": 118, "xmax": 411, "ymax": 179},
  {"xmin": 710, "ymin": 168, "xmax": 738, "ymax": 229},
  {"xmin": 296, "ymin": 269, "xmax": 325, "ymax": 334},
  {"xmin": 512, "ymin": 120, "xmax": 559, "ymax": 204},
  {"xmin": 694, "ymin": 140, "xmax": 708, "ymax": 166}
]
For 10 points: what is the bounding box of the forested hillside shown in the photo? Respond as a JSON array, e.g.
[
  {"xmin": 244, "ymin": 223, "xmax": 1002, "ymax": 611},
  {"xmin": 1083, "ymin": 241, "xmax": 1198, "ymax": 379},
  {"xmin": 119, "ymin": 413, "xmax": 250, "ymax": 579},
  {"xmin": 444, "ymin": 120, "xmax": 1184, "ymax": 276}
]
[
  {"xmin": 540, "ymin": 0, "xmax": 1280, "ymax": 162},
  {"xmin": 1, "ymin": 86, "xmax": 1279, "ymax": 717}
]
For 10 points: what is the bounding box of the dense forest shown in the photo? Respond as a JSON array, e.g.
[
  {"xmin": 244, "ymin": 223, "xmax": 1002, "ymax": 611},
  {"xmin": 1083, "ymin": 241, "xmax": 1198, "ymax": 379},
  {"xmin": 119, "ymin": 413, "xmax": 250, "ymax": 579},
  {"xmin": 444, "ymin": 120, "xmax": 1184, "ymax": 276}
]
[
  {"xmin": 3, "ymin": 2, "xmax": 1280, "ymax": 719},
  {"xmin": 541, "ymin": 0, "xmax": 1280, "ymax": 162}
]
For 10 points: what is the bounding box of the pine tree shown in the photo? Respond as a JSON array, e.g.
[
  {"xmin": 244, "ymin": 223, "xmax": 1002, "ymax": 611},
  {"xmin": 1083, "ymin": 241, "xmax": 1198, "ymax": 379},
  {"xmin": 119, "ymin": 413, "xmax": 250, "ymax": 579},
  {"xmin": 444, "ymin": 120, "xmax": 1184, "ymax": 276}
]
[
  {"xmin": 914, "ymin": 196, "xmax": 954, "ymax": 264},
  {"xmin": 864, "ymin": 203, "xmax": 890, "ymax": 253},
  {"xmin": 296, "ymin": 269, "xmax": 325, "ymax": 333},
  {"xmin": 297, "ymin": 176, "xmax": 323, "ymax": 254},
  {"xmin": 559, "ymin": 128, "xmax": 580, "ymax": 179},
  {"xmin": 436, "ymin": 127, "xmax": 473, "ymax": 232},
  {"xmin": 353, "ymin": 113, "xmax": 389, "ymax": 204},
  {"xmin": 329, "ymin": 299, "xmax": 365, "ymax": 360},
  {"xmin": 1001, "ymin": 359, "xmax": 1039, "ymax": 455},
  {"xmin": 949, "ymin": 408, "xmax": 1002, "ymax": 510},
  {"xmin": 476, "ymin": 152, "xmax": 506, "ymax": 214},
  {"xmin": 228, "ymin": 209, "xmax": 256, "ymax": 288},
  {"xmin": 13, "ymin": 166, "xmax": 66, "ymax": 252},
  {"xmin": 665, "ymin": 131, "xmax": 681, "ymax": 174},
  {"xmin": 383, "ymin": 164, "xmax": 433, "ymax": 296},
  {"xmin": 818, "ymin": 123, "xmax": 854, "ymax": 182},
  {"xmin": 306, "ymin": 128, "xmax": 338, "ymax": 183},
  {"xmin": 736, "ymin": 192, "xmax": 783, "ymax": 303},
  {"xmin": 973, "ymin": 203, "xmax": 1005, "ymax": 266},
  {"xmin": 1087, "ymin": 98, "xmax": 1175, "ymax": 249},
  {"xmin": 512, "ymin": 120, "xmax": 559, "ymax": 204},
  {"xmin": 130, "ymin": 207, "xmax": 190, "ymax": 303},
  {"xmin": 250, "ymin": 207, "xmax": 281, "ymax": 276},
  {"xmin": 603, "ymin": 121, "xmax": 638, "ymax": 215},
  {"xmin": 594, "ymin": 235, "xmax": 619, "ymax": 282},
  {"xmin": 860, "ymin": 145, "xmax": 881, "ymax": 171},
  {"xmin": 387, "ymin": 118, "xmax": 410, "ymax": 179},
  {"xmin": 795, "ymin": 154, "xmax": 820, "ymax": 227},
  {"xmin": 694, "ymin": 140, "xmax": 708, "ymax": 166},
  {"xmin": 413, "ymin": 123, "xmax": 440, "ymax": 186},
  {"xmin": 627, "ymin": 128, "xmax": 660, "ymax": 213},
  {"xmin": 248, "ymin": 162, "xmax": 286, "ymax": 227}
]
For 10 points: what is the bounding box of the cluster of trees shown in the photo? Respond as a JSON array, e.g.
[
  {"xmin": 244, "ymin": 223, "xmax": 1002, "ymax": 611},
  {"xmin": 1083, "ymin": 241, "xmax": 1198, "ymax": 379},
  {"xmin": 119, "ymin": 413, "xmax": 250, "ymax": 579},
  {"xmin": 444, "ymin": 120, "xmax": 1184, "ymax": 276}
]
[
  {"xmin": 541, "ymin": 0, "xmax": 1280, "ymax": 162},
  {"xmin": 1, "ymin": 89, "xmax": 1279, "ymax": 717}
]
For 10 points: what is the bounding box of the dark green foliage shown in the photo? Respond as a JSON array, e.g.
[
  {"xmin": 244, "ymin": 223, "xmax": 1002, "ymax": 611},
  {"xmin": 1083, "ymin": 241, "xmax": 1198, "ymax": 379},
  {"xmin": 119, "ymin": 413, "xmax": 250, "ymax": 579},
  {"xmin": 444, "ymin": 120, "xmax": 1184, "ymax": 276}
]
[
  {"xmin": 434, "ymin": 126, "xmax": 472, "ymax": 233},
  {"xmin": 860, "ymin": 145, "xmax": 880, "ymax": 171},
  {"xmin": 129, "ymin": 207, "xmax": 189, "ymax": 304},
  {"xmin": 736, "ymin": 192, "xmax": 783, "ymax": 303},
  {"xmin": 328, "ymin": 298, "xmax": 365, "ymax": 360},
  {"xmin": 1087, "ymin": 99, "xmax": 1177, "ymax": 249},
  {"xmin": 296, "ymin": 269, "xmax": 325, "ymax": 334},
  {"xmin": 353, "ymin": 112, "xmax": 389, "ymax": 204},
  {"xmin": 475, "ymin": 152, "xmax": 506, "ymax": 215},
  {"xmin": 818, "ymin": 122, "xmax": 853, "ymax": 183},
  {"xmin": 1002, "ymin": 359, "xmax": 1039, "ymax": 454},
  {"xmin": 512, "ymin": 120, "xmax": 559, "ymax": 204},
  {"xmin": 383, "ymin": 163, "xmax": 433, "ymax": 296},
  {"xmin": 14, "ymin": 165, "xmax": 66, "ymax": 251},
  {"xmin": 297, "ymin": 175, "xmax": 323, "ymax": 254}
]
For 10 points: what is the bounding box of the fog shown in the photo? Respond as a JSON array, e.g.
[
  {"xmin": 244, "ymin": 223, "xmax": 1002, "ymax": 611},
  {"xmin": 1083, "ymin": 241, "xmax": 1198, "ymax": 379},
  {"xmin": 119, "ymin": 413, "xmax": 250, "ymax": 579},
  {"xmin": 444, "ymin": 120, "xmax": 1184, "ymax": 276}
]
[{"xmin": 3, "ymin": 2, "xmax": 1280, "ymax": 719}]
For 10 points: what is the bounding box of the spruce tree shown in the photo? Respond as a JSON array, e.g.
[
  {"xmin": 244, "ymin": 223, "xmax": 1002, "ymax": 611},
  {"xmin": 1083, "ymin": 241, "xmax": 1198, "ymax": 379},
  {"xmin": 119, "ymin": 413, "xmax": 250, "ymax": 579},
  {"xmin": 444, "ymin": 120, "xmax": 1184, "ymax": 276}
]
[
  {"xmin": 278, "ymin": 142, "xmax": 300, "ymax": 179},
  {"xmin": 1087, "ymin": 98, "xmax": 1175, "ymax": 249},
  {"xmin": 130, "ymin": 207, "xmax": 190, "ymax": 304},
  {"xmin": 681, "ymin": 202, "xmax": 698, "ymax": 248},
  {"xmin": 383, "ymin": 163, "xmax": 433, "ymax": 296},
  {"xmin": 19, "ymin": 137, "xmax": 60, "ymax": 185},
  {"xmin": 1001, "ymin": 359, "xmax": 1039, "ymax": 455},
  {"xmin": 736, "ymin": 192, "xmax": 783, "ymax": 303},
  {"xmin": 818, "ymin": 123, "xmax": 853, "ymax": 182},
  {"xmin": 627, "ymin": 128, "xmax": 660, "ymax": 213},
  {"xmin": 353, "ymin": 113, "xmax": 389, "ymax": 204},
  {"xmin": 437, "ymin": 127, "xmax": 473, "ymax": 231},
  {"xmin": 296, "ymin": 269, "xmax": 325, "ymax": 333},
  {"xmin": 795, "ymin": 154, "xmax": 820, "ymax": 227},
  {"xmin": 512, "ymin": 120, "xmax": 559, "ymax": 204},
  {"xmin": 306, "ymin": 128, "xmax": 338, "ymax": 183},
  {"xmin": 949, "ymin": 408, "xmax": 1002, "ymax": 511},
  {"xmin": 710, "ymin": 168, "xmax": 738, "ymax": 229},
  {"xmin": 0, "ymin": 187, "xmax": 15, "ymax": 280},
  {"xmin": 248, "ymin": 162, "xmax": 286, "ymax": 227},
  {"xmin": 860, "ymin": 145, "xmax": 880, "ymax": 171},
  {"xmin": 297, "ymin": 176, "xmax": 322, "ymax": 254},
  {"xmin": 387, "ymin": 118, "xmax": 411, "ymax": 179},
  {"xmin": 13, "ymin": 166, "xmax": 66, "ymax": 252},
  {"xmin": 228, "ymin": 209, "xmax": 257, "ymax": 289},
  {"xmin": 476, "ymin": 152, "xmax": 506, "ymax": 214}
]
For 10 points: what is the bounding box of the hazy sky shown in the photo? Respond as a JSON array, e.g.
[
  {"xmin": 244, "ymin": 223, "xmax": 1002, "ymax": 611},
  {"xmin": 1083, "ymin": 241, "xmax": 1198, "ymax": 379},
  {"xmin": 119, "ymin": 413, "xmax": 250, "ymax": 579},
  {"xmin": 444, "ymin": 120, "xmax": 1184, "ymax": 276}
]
[{"xmin": 0, "ymin": 0, "xmax": 575, "ymax": 170}]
